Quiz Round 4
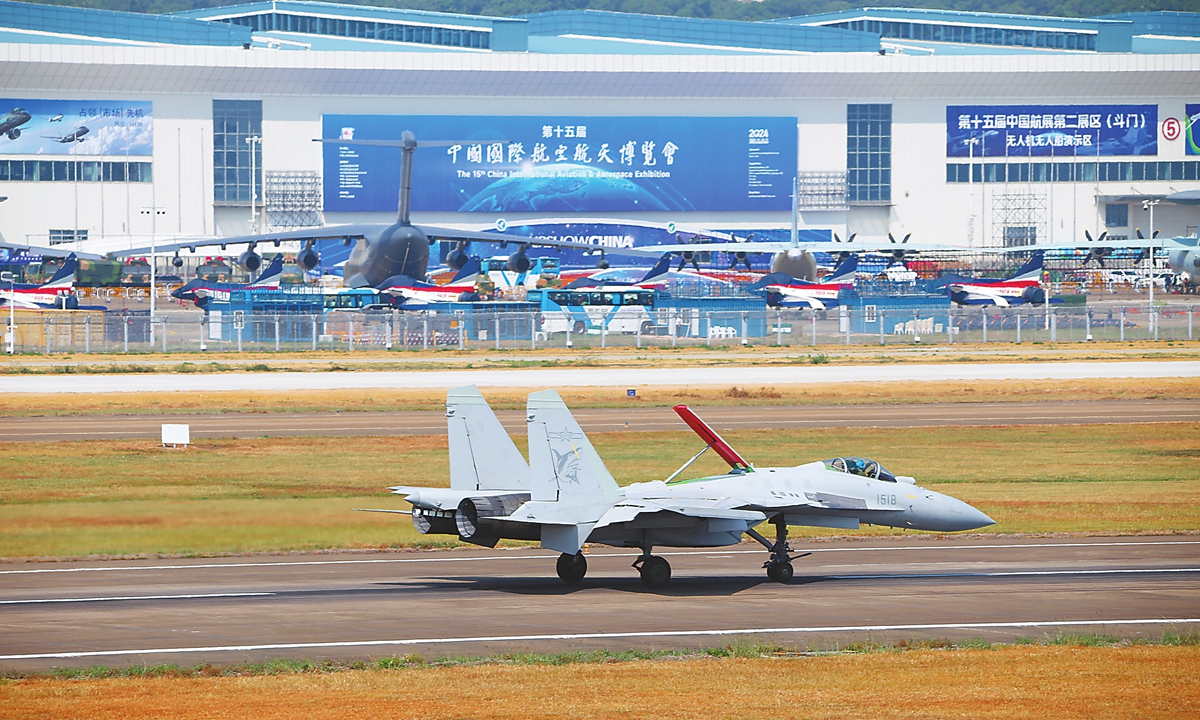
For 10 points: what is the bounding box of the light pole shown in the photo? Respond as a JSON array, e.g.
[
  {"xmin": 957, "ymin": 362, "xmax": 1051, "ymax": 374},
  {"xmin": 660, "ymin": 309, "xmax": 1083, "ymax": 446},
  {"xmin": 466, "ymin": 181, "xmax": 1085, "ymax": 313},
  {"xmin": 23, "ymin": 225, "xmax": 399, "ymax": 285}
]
[
  {"xmin": 1143, "ymin": 198, "xmax": 1160, "ymax": 336},
  {"xmin": 140, "ymin": 204, "xmax": 166, "ymax": 339},
  {"xmin": 245, "ymin": 135, "xmax": 261, "ymax": 233}
]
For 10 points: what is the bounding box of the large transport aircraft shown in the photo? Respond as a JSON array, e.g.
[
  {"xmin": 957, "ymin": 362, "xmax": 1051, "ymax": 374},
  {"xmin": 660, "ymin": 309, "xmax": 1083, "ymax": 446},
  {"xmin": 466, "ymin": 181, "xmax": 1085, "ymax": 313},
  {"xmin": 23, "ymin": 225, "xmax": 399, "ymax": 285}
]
[
  {"xmin": 935, "ymin": 251, "xmax": 1046, "ymax": 307},
  {"xmin": 170, "ymin": 255, "xmax": 284, "ymax": 308},
  {"xmin": 0, "ymin": 253, "xmax": 80, "ymax": 309},
  {"xmin": 375, "ymin": 256, "xmax": 483, "ymax": 308},
  {"xmin": 749, "ymin": 254, "xmax": 858, "ymax": 310},
  {"xmin": 376, "ymin": 386, "xmax": 994, "ymax": 589}
]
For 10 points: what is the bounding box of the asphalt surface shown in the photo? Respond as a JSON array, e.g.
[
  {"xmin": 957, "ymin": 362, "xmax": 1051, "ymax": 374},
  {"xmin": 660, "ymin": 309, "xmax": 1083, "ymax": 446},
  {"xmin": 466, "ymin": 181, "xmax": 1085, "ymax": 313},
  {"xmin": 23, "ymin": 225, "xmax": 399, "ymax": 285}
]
[
  {"xmin": 2, "ymin": 398, "xmax": 1197, "ymax": 441},
  {"xmin": 1, "ymin": 360, "xmax": 1198, "ymax": 393},
  {"xmin": 0, "ymin": 536, "xmax": 1196, "ymax": 671}
]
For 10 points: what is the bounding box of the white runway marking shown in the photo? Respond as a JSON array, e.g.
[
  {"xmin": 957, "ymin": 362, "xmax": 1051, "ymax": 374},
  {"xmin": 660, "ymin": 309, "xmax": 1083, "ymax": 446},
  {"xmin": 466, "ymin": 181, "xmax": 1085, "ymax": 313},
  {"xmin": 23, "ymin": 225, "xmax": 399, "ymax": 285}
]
[
  {"xmin": 826, "ymin": 568, "xmax": 1200, "ymax": 580},
  {"xmin": 1, "ymin": 360, "xmax": 1196, "ymax": 393},
  {"xmin": 3, "ymin": 618, "xmax": 1196, "ymax": 660},
  {"xmin": 0, "ymin": 592, "xmax": 273, "ymax": 605},
  {"xmin": 3, "ymin": 540, "xmax": 1196, "ymax": 575}
]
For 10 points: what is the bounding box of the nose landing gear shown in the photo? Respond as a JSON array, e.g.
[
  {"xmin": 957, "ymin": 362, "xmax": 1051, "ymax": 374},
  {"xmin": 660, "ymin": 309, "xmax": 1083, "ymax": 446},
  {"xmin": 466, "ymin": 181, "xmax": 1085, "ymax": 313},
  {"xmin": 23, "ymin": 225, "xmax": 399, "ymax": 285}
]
[
  {"xmin": 747, "ymin": 517, "xmax": 810, "ymax": 584},
  {"xmin": 556, "ymin": 552, "xmax": 587, "ymax": 584}
]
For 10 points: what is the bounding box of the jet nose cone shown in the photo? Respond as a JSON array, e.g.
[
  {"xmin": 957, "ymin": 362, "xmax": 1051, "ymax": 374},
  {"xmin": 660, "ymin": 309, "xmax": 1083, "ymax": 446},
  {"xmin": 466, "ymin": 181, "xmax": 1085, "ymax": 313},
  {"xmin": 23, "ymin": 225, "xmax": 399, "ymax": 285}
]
[{"xmin": 945, "ymin": 497, "xmax": 995, "ymax": 531}]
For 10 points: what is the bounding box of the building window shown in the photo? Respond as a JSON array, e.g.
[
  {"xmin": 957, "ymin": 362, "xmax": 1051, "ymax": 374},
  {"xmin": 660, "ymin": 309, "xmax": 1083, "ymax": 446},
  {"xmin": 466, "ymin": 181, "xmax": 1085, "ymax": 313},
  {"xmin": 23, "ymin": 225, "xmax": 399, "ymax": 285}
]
[
  {"xmin": 1105, "ymin": 203, "xmax": 1128, "ymax": 227},
  {"xmin": 213, "ymin": 99, "xmax": 262, "ymax": 205},
  {"xmin": 847, "ymin": 104, "xmax": 891, "ymax": 204},
  {"xmin": 946, "ymin": 161, "xmax": 1200, "ymax": 185},
  {"xmin": 0, "ymin": 160, "xmax": 150, "ymax": 183},
  {"xmin": 49, "ymin": 229, "xmax": 87, "ymax": 246}
]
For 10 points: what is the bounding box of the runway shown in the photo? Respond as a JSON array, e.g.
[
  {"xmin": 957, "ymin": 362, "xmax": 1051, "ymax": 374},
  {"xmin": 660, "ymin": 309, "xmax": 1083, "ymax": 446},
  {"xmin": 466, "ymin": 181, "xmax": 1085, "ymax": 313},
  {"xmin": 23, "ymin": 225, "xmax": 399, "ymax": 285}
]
[
  {"xmin": 1, "ymin": 536, "xmax": 1196, "ymax": 671},
  {"xmin": 0, "ymin": 359, "xmax": 1197, "ymax": 394},
  {"xmin": 2, "ymin": 398, "xmax": 1197, "ymax": 441}
]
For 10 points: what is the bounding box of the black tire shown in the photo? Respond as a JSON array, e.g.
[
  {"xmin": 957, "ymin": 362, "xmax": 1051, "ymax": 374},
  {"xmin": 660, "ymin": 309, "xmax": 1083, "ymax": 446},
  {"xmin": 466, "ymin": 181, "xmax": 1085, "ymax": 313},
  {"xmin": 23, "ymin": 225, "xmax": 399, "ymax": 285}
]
[
  {"xmin": 639, "ymin": 556, "xmax": 671, "ymax": 589},
  {"xmin": 572, "ymin": 320, "xmax": 586, "ymax": 334},
  {"xmin": 556, "ymin": 552, "xmax": 587, "ymax": 584},
  {"xmin": 640, "ymin": 320, "xmax": 654, "ymax": 335},
  {"xmin": 776, "ymin": 562, "xmax": 793, "ymax": 583}
]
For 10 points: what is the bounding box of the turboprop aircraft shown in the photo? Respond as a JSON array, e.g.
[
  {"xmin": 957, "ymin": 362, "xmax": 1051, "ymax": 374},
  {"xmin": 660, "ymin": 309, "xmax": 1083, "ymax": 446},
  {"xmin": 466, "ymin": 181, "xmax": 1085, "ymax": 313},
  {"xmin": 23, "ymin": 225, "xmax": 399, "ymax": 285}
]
[
  {"xmin": 378, "ymin": 386, "xmax": 994, "ymax": 589},
  {"xmin": 0, "ymin": 254, "xmax": 79, "ymax": 309},
  {"xmin": 375, "ymin": 256, "xmax": 483, "ymax": 308},
  {"xmin": 170, "ymin": 255, "xmax": 283, "ymax": 308},
  {"xmin": 934, "ymin": 251, "xmax": 1046, "ymax": 307},
  {"xmin": 748, "ymin": 254, "xmax": 858, "ymax": 310}
]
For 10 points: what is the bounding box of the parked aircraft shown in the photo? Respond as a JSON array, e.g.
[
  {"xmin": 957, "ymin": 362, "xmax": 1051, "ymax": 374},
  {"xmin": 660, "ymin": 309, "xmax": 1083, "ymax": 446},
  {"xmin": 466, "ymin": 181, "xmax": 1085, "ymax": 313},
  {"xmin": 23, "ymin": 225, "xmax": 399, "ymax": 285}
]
[
  {"xmin": 43, "ymin": 126, "xmax": 88, "ymax": 144},
  {"xmin": 748, "ymin": 254, "xmax": 859, "ymax": 310},
  {"xmin": 377, "ymin": 386, "xmax": 994, "ymax": 589},
  {"xmin": 564, "ymin": 255, "xmax": 672, "ymax": 289},
  {"xmin": 114, "ymin": 131, "xmax": 602, "ymax": 286},
  {"xmin": 170, "ymin": 255, "xmax": 283, "ymax": 308},
  {"xmin": 935, "ymin": 251, "xmax": 1046, "ymax": 307},
  {"xmin": 0, "ymin": 108, "xmax": 30, "ymax": 140},
  {"xmin": 375, "ymin": 256, "xmax": 483, "ymax": 308},
  {"xmin": 0, "ymin": 254, "xmax": 79, "ymax": 309}
]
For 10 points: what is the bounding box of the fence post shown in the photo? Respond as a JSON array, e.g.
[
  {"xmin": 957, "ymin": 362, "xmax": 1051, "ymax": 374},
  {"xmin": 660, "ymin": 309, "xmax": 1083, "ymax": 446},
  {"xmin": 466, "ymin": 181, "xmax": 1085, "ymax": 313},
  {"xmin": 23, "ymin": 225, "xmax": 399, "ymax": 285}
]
[
  {"xmin": 311, "ymin": 317, "xmax": 317, "ymax": 351},
  {"xmin": 844, "ymin": 308, "xmax": 850, "ymax": 345},
  {"xmin": 44, "ymin": 316, "xmax": 50, "ymax": 354},
  {"xmin": 123, "ymin": 318, "xmax": 129, "ymax": 353},
  {"xmin": 348, "ymin": 318, "xmax": 354, "ymax": 351},
  {"xmin": 672, "ymin": 312, "xmax": 678, "ymax": 347},
  {"xmin": 1085, "ymin": 308, "xmax": 1092, "ymax": 342},
  {"xmin": 274, "ymin": 316, "xmax": 280, "ymax": 351},
  {"xmin": 777, "ymin": 309, "xmax": 784, "ymax": 346},
  {"xmin": 1189, "ymin": 305, "xmax": 1194, "ymax": 341},
  {"xmin": 237, "ymin": 323, "xmax": 243, "ymax": 352},
  {"xmin": 981, "ymin": 308, "xmax": 987, "ymax": 343},
  {"xmin": 947, "ymin": 308, "xmax": 953, "ymax": 344},
  {"xmin": 1120, "ymin": 307, "xmax": 1126, "ymax": 341},
  {"xmin": 1153, "ymin": 306, "xmax": 1159, "ymax": 341},
  {"xmin": 386, "ymin": 313, "xmax": 394, "ymax": 351},
  {"xmin": 879, "ymin": 309, "xmax": 885, "ymax": 345},
  {"xmin": 201, "ymin": 316, "xmax": 207, "ymax": 352},
  {"xmin": 811, "ymin": 313, "xmax": 817, "ymax": 345},
  {"xmin": 531, "ymin": 312, "xmax": 537, "ymax": 350},
  {"xmin": 565, "ymin": 318, "xmax": 572, "ymax": 348},
  {"xmin": 601, "ymin": 315, "xmax": 606, "ymax": 349},
  {"xmin": 1050, "ymin": 310, "xmax": 1057, "ymax": 342},
  {"xmin": 457, "ymin": 311, "xmax": 465, "ymax": 350},
  {"xmin": 636, "ymin": 317, "xmax": 642, "ymax": 349},
  {"xmin": 494, "ymin": 313, "xmax": 500, "ymax": 351},
  {"xmin": 84, "ymin": 315, "xmax": 90, "ymax": 354},
  {"xmin": 161, "ymin": 318, "xmax": 167, "ymax": 352},
  {"xmin": 741, "ymin": 311, "xmax": 748, "ymax": 346},
  {"xmin": 1016, "ymin": 310, "xmax": 1021, "ymax": 344}
]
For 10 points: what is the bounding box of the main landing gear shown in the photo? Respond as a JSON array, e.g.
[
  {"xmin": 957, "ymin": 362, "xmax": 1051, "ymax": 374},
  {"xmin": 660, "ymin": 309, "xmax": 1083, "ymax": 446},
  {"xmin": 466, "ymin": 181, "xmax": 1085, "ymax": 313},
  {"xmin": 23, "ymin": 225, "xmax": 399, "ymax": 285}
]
[
  {"xmin": 747, "ymin": 517, "xmax": 810, "ymax": 584},
  {"xmin": 633, "ymin": 549, "xmax": 671, "ymax": 589},
  {"xmin": 556, "ymin": 552, "xmax": 587, "ymax": 584}
]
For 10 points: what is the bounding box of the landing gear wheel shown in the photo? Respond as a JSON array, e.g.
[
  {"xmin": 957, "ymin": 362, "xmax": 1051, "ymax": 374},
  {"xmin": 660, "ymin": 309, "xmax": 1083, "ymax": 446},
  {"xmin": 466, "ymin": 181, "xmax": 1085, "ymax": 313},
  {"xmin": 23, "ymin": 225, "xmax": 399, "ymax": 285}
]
[
  {"xmin": 639, "ymin": 556, "xmax": 671, "ymax": 589},
  {"xmin": 556, "ymin": 552, "xmax": 587, "ymax": 584},
  {"xmin": 766, "ymin": 562, "xmax": 793, "ymax": 584},
  {"xmin": 572, "ymin": 320, "xmax": 586, "ymax": 334}
]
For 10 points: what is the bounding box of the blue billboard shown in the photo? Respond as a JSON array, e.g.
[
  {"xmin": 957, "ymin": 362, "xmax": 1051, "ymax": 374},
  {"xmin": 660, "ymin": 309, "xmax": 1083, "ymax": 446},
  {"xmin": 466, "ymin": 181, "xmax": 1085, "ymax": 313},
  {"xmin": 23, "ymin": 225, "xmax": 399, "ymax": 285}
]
[
  {"xmin": 947, "ymin": 105, "xmax": 1157, "ymax": 157},
  {"xmin": 0, "ymin": 99, "xmax": 152, "ymax": 156},
  {"xmin": 322, "ymin": 115, "xmax": 798, "ymax": 214},
  {"xmin": 1186, "ymin": 104, "xmax": 1200, "ymax": 156}
]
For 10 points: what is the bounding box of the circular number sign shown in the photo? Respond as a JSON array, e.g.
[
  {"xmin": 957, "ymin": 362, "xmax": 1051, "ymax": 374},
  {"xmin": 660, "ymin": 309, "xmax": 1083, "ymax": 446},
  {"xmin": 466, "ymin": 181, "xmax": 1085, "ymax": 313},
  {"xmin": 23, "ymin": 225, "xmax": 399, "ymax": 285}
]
[{"xmin": 1162, "ymin": 117, "xmax": 1181, "ymax": 141}]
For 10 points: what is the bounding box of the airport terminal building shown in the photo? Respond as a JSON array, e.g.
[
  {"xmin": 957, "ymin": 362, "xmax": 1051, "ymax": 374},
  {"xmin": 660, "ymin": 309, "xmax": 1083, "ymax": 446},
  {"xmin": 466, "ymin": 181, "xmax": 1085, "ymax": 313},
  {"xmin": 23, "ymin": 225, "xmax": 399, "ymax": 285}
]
[{"xmin": 0, "ymin": 1, "xmax": 1198, "ymax": 269}]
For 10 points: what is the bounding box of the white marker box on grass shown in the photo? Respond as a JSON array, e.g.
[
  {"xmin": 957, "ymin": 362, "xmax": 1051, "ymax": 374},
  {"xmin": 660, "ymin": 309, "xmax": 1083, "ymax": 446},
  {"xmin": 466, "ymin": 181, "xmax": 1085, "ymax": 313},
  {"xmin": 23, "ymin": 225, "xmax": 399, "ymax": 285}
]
[{"xmin": 161, "ymin": 424, "xmax": 190, "ymax": 447}]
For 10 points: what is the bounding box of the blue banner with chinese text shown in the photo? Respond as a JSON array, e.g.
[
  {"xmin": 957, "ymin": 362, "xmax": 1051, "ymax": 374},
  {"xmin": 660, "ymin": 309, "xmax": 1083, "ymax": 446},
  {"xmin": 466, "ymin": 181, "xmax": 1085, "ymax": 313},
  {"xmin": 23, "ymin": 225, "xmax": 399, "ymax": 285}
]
[{"xmin": 947, "ymin": 105, "xmax": 1157, "ymax": 157}]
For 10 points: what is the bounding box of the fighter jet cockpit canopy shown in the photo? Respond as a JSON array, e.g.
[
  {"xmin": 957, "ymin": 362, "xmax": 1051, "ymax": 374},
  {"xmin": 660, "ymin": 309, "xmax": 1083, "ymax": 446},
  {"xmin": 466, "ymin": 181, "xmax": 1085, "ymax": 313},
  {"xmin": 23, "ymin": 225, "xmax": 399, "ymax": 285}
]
[{"xmin": 825, "ymin": 457, "xmax": 897, "ymax": 483}]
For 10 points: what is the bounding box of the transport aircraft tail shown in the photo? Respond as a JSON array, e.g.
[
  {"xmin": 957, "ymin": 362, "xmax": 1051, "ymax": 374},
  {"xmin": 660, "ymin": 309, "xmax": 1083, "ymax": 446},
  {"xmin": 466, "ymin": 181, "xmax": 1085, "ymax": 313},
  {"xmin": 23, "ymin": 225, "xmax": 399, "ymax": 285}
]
[{"xmin": 446, "ymin": 385, "xmax": 529, "ymax": 492}]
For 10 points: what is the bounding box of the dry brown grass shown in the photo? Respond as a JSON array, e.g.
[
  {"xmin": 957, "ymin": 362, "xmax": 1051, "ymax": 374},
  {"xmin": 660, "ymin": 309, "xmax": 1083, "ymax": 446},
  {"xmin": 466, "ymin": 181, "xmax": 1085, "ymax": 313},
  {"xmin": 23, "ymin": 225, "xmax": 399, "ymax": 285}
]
[
  {"xmin": 3, "ymin": 645, "xmax": 1197, "ymax": 719},
  {"xmin": 0, "ymin": 377, "xmax": 1195, "ymax": 416}
]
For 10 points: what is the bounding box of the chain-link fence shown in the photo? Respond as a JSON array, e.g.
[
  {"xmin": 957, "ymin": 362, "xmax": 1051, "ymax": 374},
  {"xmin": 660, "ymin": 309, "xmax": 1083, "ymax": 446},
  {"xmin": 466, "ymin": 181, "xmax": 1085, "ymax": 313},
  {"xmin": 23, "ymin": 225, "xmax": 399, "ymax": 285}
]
[{"xmin": 3, "ymin": 304, "xmax": 1197, "ymax": 354}]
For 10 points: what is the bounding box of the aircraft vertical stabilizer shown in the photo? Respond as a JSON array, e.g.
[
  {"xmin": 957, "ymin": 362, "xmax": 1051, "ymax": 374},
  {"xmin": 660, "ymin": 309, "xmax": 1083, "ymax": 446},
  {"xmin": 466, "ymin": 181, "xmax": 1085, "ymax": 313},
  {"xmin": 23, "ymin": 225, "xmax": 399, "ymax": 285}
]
[
  {"xmin": 518, "ymin": 389, "xmax": 620, "ymax": 553},
  {"xmin": 1011, "ymin": 250, "xmax": 1044, "ymax": 282},
  {"xmin": 446, "ymin": 385, "xmax": 529, "ymax": 492},
  {"xmin": 42, "ymin": 254, "xmax": 78, "ymax": 289}
]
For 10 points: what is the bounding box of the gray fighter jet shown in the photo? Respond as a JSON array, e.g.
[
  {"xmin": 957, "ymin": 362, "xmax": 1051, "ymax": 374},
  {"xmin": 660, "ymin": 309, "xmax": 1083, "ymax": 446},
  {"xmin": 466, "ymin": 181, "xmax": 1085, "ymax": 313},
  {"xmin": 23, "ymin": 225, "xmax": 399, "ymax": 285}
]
[{"xmin": 378, "ymin": 387, "xmax": 994, "ymax": 589}]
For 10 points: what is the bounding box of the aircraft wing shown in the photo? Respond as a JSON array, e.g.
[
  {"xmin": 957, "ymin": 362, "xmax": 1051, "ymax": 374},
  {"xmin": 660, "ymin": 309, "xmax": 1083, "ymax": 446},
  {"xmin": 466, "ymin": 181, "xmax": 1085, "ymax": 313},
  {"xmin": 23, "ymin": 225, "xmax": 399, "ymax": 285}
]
[
  {"xmin": 992, "ymin": 237, "xmax": 1194, "ymax": 254},
  {"xmin": 0, "ymin": 242, "xmax": 102, "ymax": 261},
  {"xmin": 620, "ymin": 239, "xmax": 973, "ymax": 257},
  {"xmin": 594, "ymin": 498, "xmax": 766, "ymax": 530},
  {"xmin": 106, "ymin": 224, "xmax": 389, "ymax": 257}
]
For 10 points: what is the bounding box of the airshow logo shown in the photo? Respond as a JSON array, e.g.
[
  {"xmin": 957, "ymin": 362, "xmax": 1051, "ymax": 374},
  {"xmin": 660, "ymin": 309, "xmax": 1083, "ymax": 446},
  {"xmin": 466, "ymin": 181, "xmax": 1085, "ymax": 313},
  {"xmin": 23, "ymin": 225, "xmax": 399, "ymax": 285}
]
[
  {"xmin": 1186, "ymin": 105, "xmax": 1200, "ymax": 156},
  {"xmin": 547, "ymin": 429, "xmax": 585, "ymax": 486}
]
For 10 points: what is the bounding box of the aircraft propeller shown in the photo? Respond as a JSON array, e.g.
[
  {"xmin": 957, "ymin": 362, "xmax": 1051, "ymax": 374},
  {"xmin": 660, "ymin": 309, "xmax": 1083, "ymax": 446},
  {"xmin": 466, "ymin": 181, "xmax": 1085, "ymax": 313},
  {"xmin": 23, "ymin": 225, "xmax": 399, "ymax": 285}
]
[
  {"xmin": 885, "ymin": 232, "xmax": 913, "ymax": 267},
  {"xmin": 675, "ymin": 233, "xmax": 701, "ymax": 271},
  {"xmin": 1080, "ymin": 230, "xmax": 1111, "ymax": 267},
  {"xmin": 727, "ymin": 233, "xmax": 754, "ymax": 271}
]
